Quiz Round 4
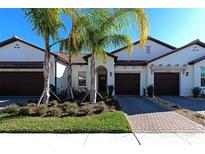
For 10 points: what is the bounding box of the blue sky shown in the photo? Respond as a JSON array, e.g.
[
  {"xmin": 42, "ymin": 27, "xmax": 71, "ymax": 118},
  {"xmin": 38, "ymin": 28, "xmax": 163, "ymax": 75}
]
[{"xmin": 1, "ymin": 8, "xmax": 205, "ymax": 52}]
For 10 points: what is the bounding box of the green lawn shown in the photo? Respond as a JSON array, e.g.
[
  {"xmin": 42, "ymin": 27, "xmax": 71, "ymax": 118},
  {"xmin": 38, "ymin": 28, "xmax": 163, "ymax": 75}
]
[{"xmin": 0, "ymin": 111, "xmax": 131, "ymax": 133}]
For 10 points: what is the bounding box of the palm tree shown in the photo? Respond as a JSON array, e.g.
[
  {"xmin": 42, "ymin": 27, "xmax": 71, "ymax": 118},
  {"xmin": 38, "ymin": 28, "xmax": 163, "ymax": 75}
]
[
  {"xmin": 78, "ymin": 9, "xmax": 149, "ymax": 103},
  {"xmin": 23, "ymin": 8, "xmax": 65, "ymax": 104},
  {"xmin": 59, "ymin": 9, "xmax": 86, "ymax": 99}
]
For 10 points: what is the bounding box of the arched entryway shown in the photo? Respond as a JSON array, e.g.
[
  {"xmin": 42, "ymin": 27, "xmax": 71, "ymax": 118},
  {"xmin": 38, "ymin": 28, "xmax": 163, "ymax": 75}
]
[{"xmin": 96, "ymin": 66, "xmax": 107, "ymax": 92}]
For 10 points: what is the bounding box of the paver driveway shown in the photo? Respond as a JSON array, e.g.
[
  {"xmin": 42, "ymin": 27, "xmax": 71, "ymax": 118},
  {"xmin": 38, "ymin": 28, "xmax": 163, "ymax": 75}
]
[
  {"xmin": 160, "ymin": 96, "xmax": 205, "ymax": 115},
  {"xmin": 117, "ymin": 96, "xmax": 205, "ymax": 133}
]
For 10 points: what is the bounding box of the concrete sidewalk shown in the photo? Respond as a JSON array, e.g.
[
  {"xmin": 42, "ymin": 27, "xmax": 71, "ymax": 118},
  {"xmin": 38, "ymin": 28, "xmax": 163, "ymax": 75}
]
[{"xmin": 0, "ymin": 133, "xmax": 205, "ymax": 148}]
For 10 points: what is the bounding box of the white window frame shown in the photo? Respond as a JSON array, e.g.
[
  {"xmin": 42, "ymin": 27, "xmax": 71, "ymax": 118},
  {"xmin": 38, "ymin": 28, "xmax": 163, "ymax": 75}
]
[
  {"xmin": 201, "ymin": 67, "xmax": 205, "ymax": 87},
  {"xmin": 78, "ymin": 71, "xmax": 86, "ymax": 87}
]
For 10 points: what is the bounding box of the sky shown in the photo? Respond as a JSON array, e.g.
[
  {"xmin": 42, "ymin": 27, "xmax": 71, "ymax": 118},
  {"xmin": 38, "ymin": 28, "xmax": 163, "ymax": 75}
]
[{"xmin": 1, "ymin": 8, "xmax": 205, "ymax": 52}]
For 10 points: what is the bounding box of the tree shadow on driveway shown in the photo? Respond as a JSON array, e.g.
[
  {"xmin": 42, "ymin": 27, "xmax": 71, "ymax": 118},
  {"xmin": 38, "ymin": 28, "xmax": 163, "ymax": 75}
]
[{"xmin": 116, "ymin": 96, "xmax": 167, "ymax": 116}]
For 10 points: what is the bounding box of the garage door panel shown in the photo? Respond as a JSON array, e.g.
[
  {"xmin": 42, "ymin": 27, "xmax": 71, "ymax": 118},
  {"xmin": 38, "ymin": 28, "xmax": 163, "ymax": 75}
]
[
  {"xmin": 154, "ymin": 73, "xmax": 179, "ymax": 96},
  {"xmin": 115, "ymin": 73, "xmax": 140, "ymax": 95},
  {"xmin": 0, "ymin": 72, "xmax": 43, "ymax": 96}
]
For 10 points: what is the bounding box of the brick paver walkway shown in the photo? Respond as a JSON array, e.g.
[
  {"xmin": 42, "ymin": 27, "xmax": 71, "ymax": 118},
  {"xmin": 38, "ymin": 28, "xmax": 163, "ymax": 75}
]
[{"xmin": 117, "ymin": 96, "xmax": 205, "ymax": 133}]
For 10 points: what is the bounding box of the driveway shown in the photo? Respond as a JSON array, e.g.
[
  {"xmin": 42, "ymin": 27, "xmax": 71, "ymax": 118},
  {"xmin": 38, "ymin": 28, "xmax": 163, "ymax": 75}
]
[
  {"xmin": 116, "ymin": 96, "xmax": 205, "ymax": 133},
  {"xmin": 159, "ymin": 96, "xmax": 205, "ymax": 115},
  {"xmin": 0, "ymin": 96, "xmax": 39, "ymax": 108}
]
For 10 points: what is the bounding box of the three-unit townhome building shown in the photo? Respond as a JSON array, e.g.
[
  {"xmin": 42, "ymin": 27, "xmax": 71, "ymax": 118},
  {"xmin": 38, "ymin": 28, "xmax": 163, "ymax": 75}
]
[{"xmin": 0, "ymin": 35, "xmax": 205, "ymax": 96}]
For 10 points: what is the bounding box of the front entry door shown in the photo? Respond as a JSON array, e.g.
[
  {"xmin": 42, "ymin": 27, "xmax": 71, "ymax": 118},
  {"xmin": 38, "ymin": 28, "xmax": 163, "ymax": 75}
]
[{"xmin": 98, "ymin": 75, "xmax": 107, "ymax": 91}]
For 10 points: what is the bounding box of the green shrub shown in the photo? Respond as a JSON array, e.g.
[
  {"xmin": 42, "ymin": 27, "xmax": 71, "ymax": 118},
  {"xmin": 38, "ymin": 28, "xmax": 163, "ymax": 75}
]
[
  {"xmin": 93, "ymin": 102, "xmax": 107, "ymax": 114},
  {"xmin": 108, "ymin": 85, "xmax": 114, "ymax": 96},
  {"xmin": 26, "ymin": 103, "xmax": 37, "ymax": 108},
  {"xmin": 192, "ymin": 87, "xmax": 201, "ymax": 98},
  {"xmin": 147, "ymin": 85, "xmax": 154, "ymax": 97},
  {"xmin": 35, "ymin": 105, "xmax": 48, "ymax": 116},
  {"xmin": 48, "ymin": 100, "xmax": 58, "ymax": 107},
  {"xmin": 64, "ymin": 103, "xmax": 79, "ymax": 115},
  {"xmin": 49, "ymin": 107, "xmax": 62, "ymax": 117},
  {"xmin": 19, "ymin": 106, "xmax": 32, "ymax": 115},
  {"xmin": 4, "ymin": 104, "xmax": 20, "ymax": 115},
  {"xmin": 81, "ymin": 104, "xmax": 92, "ymax": 115}
]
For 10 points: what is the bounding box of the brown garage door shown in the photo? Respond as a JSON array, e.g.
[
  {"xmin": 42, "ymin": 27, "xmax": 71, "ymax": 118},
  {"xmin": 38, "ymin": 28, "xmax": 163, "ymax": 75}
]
[
  {"xmin": 115, "ymin": 73, "xmax": 140, "ymax": 95},
  {"xmin": 0, "ymin": 72, "xmax": 43, "ymax": 96},
  {"xmin": 154, "ymin": 73, "xmax": 179, "ymax": 96}
]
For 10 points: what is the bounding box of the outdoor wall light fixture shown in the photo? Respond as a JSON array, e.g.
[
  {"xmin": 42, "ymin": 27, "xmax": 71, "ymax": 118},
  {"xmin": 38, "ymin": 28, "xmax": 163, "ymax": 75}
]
[
  {"xmin": 186, "ymin": 72, "xmax": 189, "ymax": 76},
  {"xmin": 110, "ymin": 72, "xmax": 112, "ymax": 76}
]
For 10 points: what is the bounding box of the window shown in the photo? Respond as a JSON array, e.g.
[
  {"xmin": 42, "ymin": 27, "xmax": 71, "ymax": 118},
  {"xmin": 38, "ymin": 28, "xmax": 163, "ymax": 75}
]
[
  {"xmin": 201, "ymin": 68, "xmax": 205, "ymax": 87},
  {"xmin": 146, "ymin": 46, "xmax": 151, "ymax": 54},
  {"xmin": 78, "ymin": 72, "xmax": 86, "ymax": 86}
]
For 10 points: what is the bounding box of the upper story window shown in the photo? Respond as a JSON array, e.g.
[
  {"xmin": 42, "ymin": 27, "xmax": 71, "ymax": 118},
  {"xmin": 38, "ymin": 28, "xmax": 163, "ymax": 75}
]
[
  {"xmin": 78, "ymin": 71, "xmax": 86, "ymax": 86},
  {"xmin": 201, "ymin": 68, "xmax": 205, "ymax": 87},
  {"xmin": 146, "ymin": 46, "xmax": 151, "ymax": 54}
]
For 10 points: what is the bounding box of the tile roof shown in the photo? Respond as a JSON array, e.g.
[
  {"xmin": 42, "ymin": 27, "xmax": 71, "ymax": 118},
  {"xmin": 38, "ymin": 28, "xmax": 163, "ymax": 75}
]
[{"xmin": 53, "ymin": 52, "xmax": 88, "ymax": 64}]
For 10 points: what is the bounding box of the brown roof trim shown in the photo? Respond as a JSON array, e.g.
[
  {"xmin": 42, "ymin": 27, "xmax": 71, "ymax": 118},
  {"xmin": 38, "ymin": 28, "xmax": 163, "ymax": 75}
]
[
  {"xmin": 111, "ymin": 36, "xmax": 176, "ymax": 54},
  {"xmin": 72, "ymin": 63, "xmax": 88, "ymax": 65},
  {"xmin": 188, "ymin": 56, "xmax": 205, "ymax": 65},
  {"xmin": 83, "ymin": 52, "xmax": 118, "ymax": 62},
  {"xmin": 147, "ymin": 39, "xmax": 205, "ymax": 64},
  {"xmin": 0, "ymin": 61, "xmax": 43, "ymax": 68},
  {"xmin": 0, "ymin": 36, "xmax": 67, "ymax": 64},
  {"xmin": 115, "ymin": 60, "xmax": 147, "ymax": 66}
]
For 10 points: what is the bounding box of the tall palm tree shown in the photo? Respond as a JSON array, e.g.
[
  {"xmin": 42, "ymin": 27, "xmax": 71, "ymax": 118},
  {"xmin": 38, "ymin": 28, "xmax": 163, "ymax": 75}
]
[
  {"xmin": 59, "ymin": 9, "xmax": 86, "ymax": 99},
  {"xmin": 79, "ymin": 9, "xmax": 149, "ymax": 103},
  {"xmin": 23, "ymin": 8, "xmax": 65, "ymax": 104}
]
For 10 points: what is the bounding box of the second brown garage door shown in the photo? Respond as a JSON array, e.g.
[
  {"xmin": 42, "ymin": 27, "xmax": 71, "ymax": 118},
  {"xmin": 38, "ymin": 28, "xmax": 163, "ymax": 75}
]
[
  {"xmin": 154, "ymin": 73, "xmax": 179, "ymax": 96},
  {"xmin": 0, "ymin": 72, "xmax": 44, "ymax": 96},
  {"xmin": 115, "ymin": 73, "xmax": 140, "ymax": 95}
]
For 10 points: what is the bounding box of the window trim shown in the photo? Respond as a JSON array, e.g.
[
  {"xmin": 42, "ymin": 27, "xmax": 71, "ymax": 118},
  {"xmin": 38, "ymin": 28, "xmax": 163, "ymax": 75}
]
[
  {"xmin": 201, "ymin": 67, "xmax": 205, "ymax": 87},
  {"xmin": 78, "ymin": 71, "xmax": 86, "ymax": 87}
]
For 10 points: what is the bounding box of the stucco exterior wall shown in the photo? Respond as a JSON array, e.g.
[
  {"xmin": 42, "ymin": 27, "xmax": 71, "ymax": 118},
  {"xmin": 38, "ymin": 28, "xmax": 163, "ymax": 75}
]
[
  {"xmin": 71, "ymin": 55, "xmax": 115, "ymax": 94},
  {"xmin": 113, "ymin": 40, "xmax": 173, "ymax": 61},
  {"xmin": 56, "ymin": 61, "xmax": 68, "ymax": 93},
  {"xmin": 0, "ymin": 40, "xmax": 56, "ymax": 85},
  {"xmin": 71, "ymin": 65, "xmax": 89, "ymax": 90},
  {"xmin": 194, "ymin": 59, "xmax": 205, "ymax": 94},
  {"xmin": 147, "ymin": 44, "xmax": 205, "ymax": 96},
  {"xmin": 114, "ymin": 65, "xmax": 147, "ymax": 95}
]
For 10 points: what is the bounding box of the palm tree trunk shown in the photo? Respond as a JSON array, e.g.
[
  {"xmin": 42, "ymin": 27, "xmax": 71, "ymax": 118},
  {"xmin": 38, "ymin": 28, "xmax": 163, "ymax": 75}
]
[
  {"xmin": 42, "ymin": 39, "xmax": 51, "ymax": 104},
  {"xmin": 90, "ymin": 53, "xmax": 97, "ymax": 103},
  {"xmin": 67, "ymin": 57, "xmax": 74, "ymax": 99}
]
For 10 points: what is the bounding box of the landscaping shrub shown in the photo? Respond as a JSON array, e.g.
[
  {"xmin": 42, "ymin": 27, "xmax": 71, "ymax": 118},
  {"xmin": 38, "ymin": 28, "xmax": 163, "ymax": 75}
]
[
  {"xmin": 192, "ymin": 87, "xmax": 201, "ymax": 98},
  {"xmin": 65, "ymin": 103, "xmax": 79, "ymax": 115},
  {"xmin": 48, "ymin": 100, "xmax": 59, "ymax": 107},
  {"xmin": 4, "ymin": 104, "xmax": 20, "ymax": 115},
  {"xmin": 147, "ymin": 85, "xmax": 154, "ymax": 97},
  {"xmin": 49, "ymin": 107, "xmax": 62, "ymax": 117},
  {"xmin": 34, "ymin": 105, "xmax": 48, "ymax": 116},
  {"xmin": 26, "ymin": 103, "xmax": 37, "ymax": 107},
  {"xmin": 108, "ymin": 85, "xmax": 114, "ymax": 96},
  {"xmin": 19, "ymin": 106, "xmax": 32, "ymax": 115},
  {"xmin": 81, "ymin": 104, "xmax": 92, "ymax": 115},
  {"xmin": 93, "ymin": 102, "xmax": 107, "ymax": 114}
]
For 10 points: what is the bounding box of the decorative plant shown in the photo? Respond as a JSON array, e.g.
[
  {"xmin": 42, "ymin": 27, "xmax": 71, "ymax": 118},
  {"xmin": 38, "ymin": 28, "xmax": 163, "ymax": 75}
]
[
  {"xmin": 108, "ymin": 85, "xmax": 114, "ymax": 97},
  {"xmin": 192, "ymin": 87, "xmax": 201, "ymax": 98},
  {"xmin": 147, "ymin": 85, "xmax": 154, "ymax": 97}
]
